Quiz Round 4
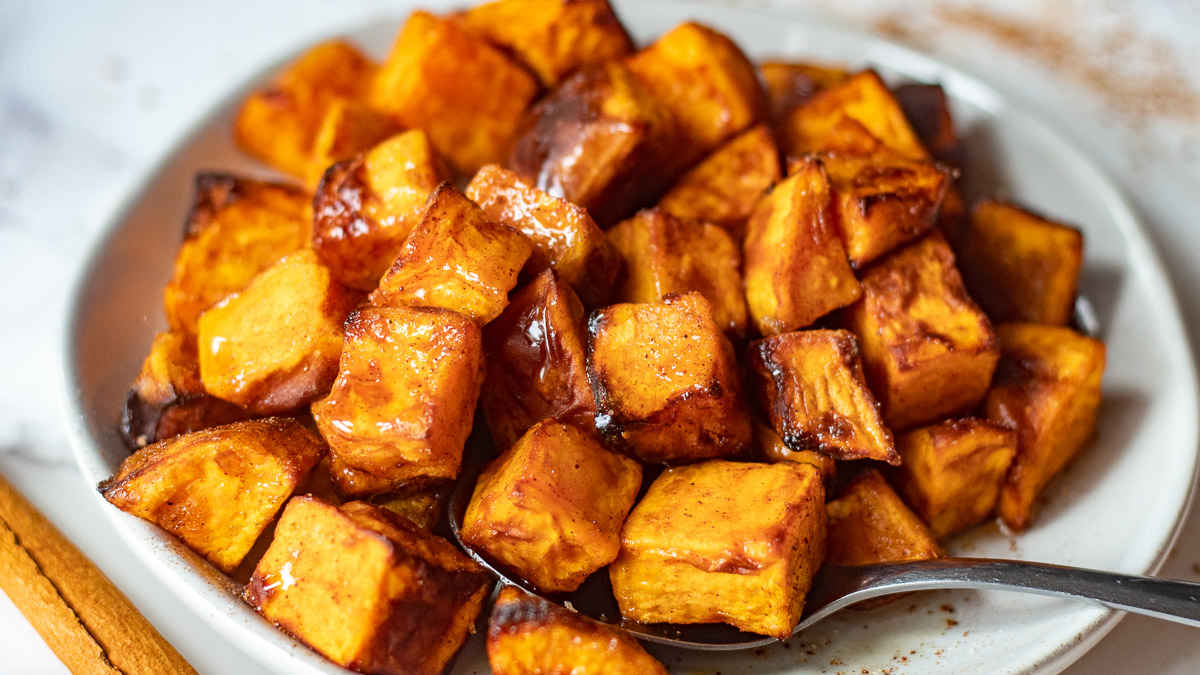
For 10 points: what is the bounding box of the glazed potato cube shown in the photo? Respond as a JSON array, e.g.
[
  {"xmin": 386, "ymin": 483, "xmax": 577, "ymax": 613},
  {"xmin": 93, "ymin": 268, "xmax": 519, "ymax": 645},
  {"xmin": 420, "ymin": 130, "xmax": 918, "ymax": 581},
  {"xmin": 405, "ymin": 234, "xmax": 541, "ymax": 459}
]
[
  {"xmin": 810, "ymin": 115, "xmax": 896, "ymax": 157},
  {"xmin": 657, "ymin": 124, "xmax": 782, "ymax": 238},
  {"xmin": 163, "ymin": 174, "xmax": 311, "ymax": 335},
  {"xmin": 198, "ymin": 250, "xmax": 361, "ymax": 415},
  {"xmin": 312, "ymin": 130, "xmax": 448, "ymax": 291},
  {"xmin": 481, "ymin": 270, "xmax": 596, "ymax": 451},
  {"xmin": 461, "ymin": 0, "xmax": 633, "ymax": 87},
  {"xmin": 102, "ymin": 418, "xmax": 324, "ymax": 573},
  {"xmin": 373, "ymin": 484, "xmax": 449, "ymax": 532},
  {"xmin": 462, "ymin": 421, "xmax": 642, "ymax": 593},
  {"xmin": 844, "ymin": 233, "xmax": 999, "ymax": 430},
  {"xmin": 760, "ymin": 61, "xmax": 851, "ymax": 124},
  {"xmin": 892, "ymin": 418, "xmax": 1017, "ymax": 538},
  {"xmin": 607, "ymin": 209, "xmax": 747, "ymax": 336},
  {"xmin": 369, "ymin": 183, "xmax": 532, "ymax": 325},
  {"xmin": 312, "ymin": 306, "xmax": 485, "ymax": 496},
  {"xmin": 465, "ymin": 164, "xmax": 620, "ymax": 307},
  {"xmin": 305, "ymin": 98, "xmax": 401, "ymax": 189},
  {"xmin": 780, "ymin": 71, "xmax": 928, "ymax": 161},
  {"xmin": 743, "ymin": 157, "xmax": 861, "ymax": 335},
  {"xmin": 371, "ymin": 11, "xmax": 538, "ymax": 174},
  {"xmin": 119, "ymin": 332, "xmax": 252, "ymax": 449},
  {"xmin": 958, "ymin": 200, "xmax": 1084, "ymax": 326},
  {"xmin": 626, "ymin": 22, "xmax": 766, "ymax": 159},
  {"xmin": 509, "ymin": 61, "xmax": 681, "ymax": 227},
  {"xmin": 820, "ymin": 152, "xmax": 951, "ymax": 267},
  {"xmin": 894, "ymin": 82, "xmax": 965, "ymax": 169},
  {"xmin": 750, "ymin": 329, "xmax": 897, "ymax": 464},
  {"xmin": 247, "ymin": 498, "xmax": 493, "ymax": 675},
  {"xmin": 986, "ymin": 324, "xmax": 1105, "ymax": 530},
  {"xmin": 235, "ymin": 41, "xmax": 376, "ymax": 179},
  {"xmin": 587, "ymin": 293, "xmax": 752, "ymax": 463},
  {"xmin": 826, "ymin": 468, "xmax": 942, "ymax": 565},
  {"xmin": 487, "ymin": 586, "xmax": 668, "ymax": 675},
  {"xmin": 754, "ymin": 420, "xmax": 837, "ymax": 485},
  {"xmin": 611, "ymin": 460, "xmax": 825, "ymax": 638}
]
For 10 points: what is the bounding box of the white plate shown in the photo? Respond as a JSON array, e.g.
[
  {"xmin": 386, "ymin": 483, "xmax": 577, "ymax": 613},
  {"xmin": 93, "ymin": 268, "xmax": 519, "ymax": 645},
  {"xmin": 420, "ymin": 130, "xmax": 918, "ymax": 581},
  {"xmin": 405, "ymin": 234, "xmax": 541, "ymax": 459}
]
[{"xmin": 61, "ymin": 2, "xmax": 1199, "ymax": 674}]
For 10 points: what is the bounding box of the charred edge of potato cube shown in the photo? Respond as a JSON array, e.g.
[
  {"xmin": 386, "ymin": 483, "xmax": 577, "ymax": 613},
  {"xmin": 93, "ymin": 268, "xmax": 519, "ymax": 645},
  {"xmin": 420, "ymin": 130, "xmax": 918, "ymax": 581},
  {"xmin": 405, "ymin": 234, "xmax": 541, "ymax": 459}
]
[
  {"xmin": 893, "ymin": 83, "xmax": 965, "ymax": 170},
  {"xmin": 753, "ymin": 420, "xmax": 838, "ymax": 485},
  {"xmin": 825, "ymin": 467, "xmax": 942, "ymax": 567},
  {"xmin": 370, "ymin": 482, "xmax": 451, "ymax": 532}
]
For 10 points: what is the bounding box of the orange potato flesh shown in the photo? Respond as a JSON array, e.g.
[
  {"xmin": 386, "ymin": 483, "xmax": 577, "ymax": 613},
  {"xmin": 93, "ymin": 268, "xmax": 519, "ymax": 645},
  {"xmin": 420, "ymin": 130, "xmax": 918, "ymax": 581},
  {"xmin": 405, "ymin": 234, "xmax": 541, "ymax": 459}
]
[
  {"xmin": 754, "ymin": 420, "xmax": 837, "ymax": 485},
  {"xmin": 760, "ymin": 61, "xmax": 852, "ymax": 124},
  {"xmin": 826, "ymin": 468, "xmax": 942, "ymax": 566},
  {"xmin": 305, "ymin": 99, "xmax": 401, "ymax": 190}
]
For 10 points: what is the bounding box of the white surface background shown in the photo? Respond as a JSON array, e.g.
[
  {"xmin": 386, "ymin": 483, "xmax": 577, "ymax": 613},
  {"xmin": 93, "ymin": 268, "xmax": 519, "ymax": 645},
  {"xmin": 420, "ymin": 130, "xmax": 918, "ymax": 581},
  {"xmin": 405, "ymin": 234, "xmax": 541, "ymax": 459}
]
[{"xmin": 2, "ymin": 0, "xmax": 1199, "ymax": 673}]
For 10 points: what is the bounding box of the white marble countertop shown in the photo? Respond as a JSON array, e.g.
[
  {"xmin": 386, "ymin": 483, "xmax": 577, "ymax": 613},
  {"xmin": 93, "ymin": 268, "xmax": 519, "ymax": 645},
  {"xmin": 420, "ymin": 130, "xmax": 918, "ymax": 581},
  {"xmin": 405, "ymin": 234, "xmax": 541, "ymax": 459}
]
[{"xmin": 2, "ymin": 1, "xmax": 1199, "ymax": 673}]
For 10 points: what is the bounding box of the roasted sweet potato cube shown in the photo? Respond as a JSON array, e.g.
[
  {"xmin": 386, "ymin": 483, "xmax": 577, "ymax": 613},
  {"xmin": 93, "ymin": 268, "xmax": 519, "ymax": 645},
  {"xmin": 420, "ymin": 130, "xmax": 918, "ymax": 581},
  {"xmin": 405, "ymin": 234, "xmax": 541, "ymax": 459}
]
[
  {"xmin": 369, "ymin": 183, "xmax": 532, "ymax": 325},
  {"xmin": 462, "ymin": 421, "xmax": 642, "ymax": 593},
  {"xmin": 986, "ymin": 324, "xmax": 1105, "ymax": 530},
  {"xmin": 959, "ymin": 200, "xmax": 1084, "ymax": 326},
  {"xmin": 760, "ymin": 61, "xmax": 852, "ymax": 124},
  {"xmin": 820, "ymin": 152, "xmax": 951, "ymax": 267},
  {"xmin": 465, "ymin": 164, "xmax": 620, "ymax": 307},
  {"xmin": 587, "ymin": 293, "xmax": 752, "ymax": 463},
  {"xmin": 743, "ymin": 157, "xmax": 861, "ymax": 335},
  {"xmin": 894, "ymin": 82, "xmax": 965, "ymax": 169},
  {"xmin": 305, "ymin": 99, "xmax": 401, "ymax": 189},
  {"xmin": 247, "ymin": 498, "xmax": 492, "ymax": 675},
  {"xmin": 312, "ymin": 306, "xmax": 485, "ymax": 496},
  {"xmin": 826, "ymin": 468, "xmax": 942, "ymax": 565},
  {"xmin": 607, "ymin": 209, "xmax": 747, "ymax": 336},
  {"xmin": 163, "ymin": 174, "xmax": 311, "ymax": 335},
  {"xmin": 754, "ymin": 420, "xmax": 837, "ymax": 485},
  {"xmin": 373, "ymin": 484, "xmax": 449, "ymax": 532},
  {"xmin": 371, "ymin": 11, "xmax": 538, "ymax": 174},
  {"xmin": 611, "ymin": 460, "xmax": 825, "ymax": 638},
  {"xmin": 750, "ymin": 330, "xmax": 897, "ymax": 464},
  {"xmin": 657, "ymin": 124, "xmax": 782, "ymax": 238},
  {"xmin": 119, "ymin": 331, "xmax": 253, "ymax": 449},
  {"xmin": 235, "ymin": 41, "xmax": 376, "ymax": 179},
  {"xmin": 626, "ymin": 22, "xmax": 766, "ymax": 159},
  {"xmin": 102, "ymin": 418, "xmax": 324, "ymax": 573},
  {"xmin": 481, "ymin": 270, "xmax": 596, "ymax": 451},
  {"xmin": 844, "ymin": 233, "xmax": 999, "ymax": 430},
  {"xmin": 892, "ymin": 418, "xmax": 1017, "ymax": 538},
  {"xmin": 461, "ymin": 0, "xmax": 633, "ymax": 87},
  {"xmin": 509, "ymin": 61, "xmax": 681, "ymax": 227},
  {"xmin": 781, "ymin": 71, "xmax": 928, "ymax": 161},
  {"xmin": 487, "ymin": 586, "xmax": 668, "ymax": 675},
  {"xmin": 197, "ymin": 250, "xmax": 360, "ymax": 415},
  {"xmin": 313, "ymin": 130, "xmax": 448, "ymax": 291}
]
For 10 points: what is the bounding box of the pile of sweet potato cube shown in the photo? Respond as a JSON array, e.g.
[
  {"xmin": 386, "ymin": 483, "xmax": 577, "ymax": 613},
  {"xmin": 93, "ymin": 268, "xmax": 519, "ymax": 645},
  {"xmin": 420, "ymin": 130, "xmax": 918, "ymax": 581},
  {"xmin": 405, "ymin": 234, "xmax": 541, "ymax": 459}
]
[{"xmin": 101, "ymin": 1, "xmax": 1106, "ymax": 673}]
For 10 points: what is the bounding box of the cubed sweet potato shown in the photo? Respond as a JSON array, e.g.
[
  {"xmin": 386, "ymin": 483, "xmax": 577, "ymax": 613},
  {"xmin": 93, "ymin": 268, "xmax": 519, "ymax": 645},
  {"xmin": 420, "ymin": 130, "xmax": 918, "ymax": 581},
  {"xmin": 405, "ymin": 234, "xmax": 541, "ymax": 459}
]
[
  {"xmin": 986, "ymin": 324, "xmax": 1105, "ymax": 530},
  {"xmin": 610, "ymin": 460, "xmax": 825, "ymax": 638},
  {"xmin": 894, "ymin": 82, "xmax": 964, "ymax": 169},
  {"xmin": 372, "ymin": 11, "xmax": 538, "ymax": 174},
  {"xmin": 246, "ymin": 498, "xmax": 492, "ymax": 675},
  {"xmin": 743, "ymin": 157, "xmax": 861, "ymax": 335},
  {"xmin": 102, "ymin": 418, "xmax": 324, "ymax": 573},
  {"xmin": 312, "ymin": 306, "xmax": 485, "ymax": 497},
  {"xmin": 587, "ymin": 293, "xmax": 752, "ymax": 463},
  {"xmin": 197, "ymin": 250, "xmax": 361, "ymax": 415},
  {"xmin": 607, "ymin": 208, "xmax": 747, "ymax": 336},
  {"xmin": 373, "ymin": 484, "xmax": 449, "ymax": 532},
  {"xmin": 462, "ymin": 421, "xmax": 642, "ymax": 593},
  {"xmin": 163, "ymin": 174, "xmax": 311, "ymax": 336},
  {"xmin": 305, "ymin": 99, "xmax": 401, "ymax": 189},
  {"xmin": 825, "ymin": 468, "xmax": 941, "ymax": 566},
  {"xmin": 844, "ymin": 233, "xmax": 999, "ymax": 430},
  {"xmin": 369, "ymin": 183, "xmax": 532, "ymax": 325},
  {"xmin": 760, "ymin": 60, "xmax": 851, "ymax": 124},
  {"xmin": 754, "ymin": 420, "xmax": 837, "ymax": 485},
  {"xmin": 750, "ymin": 329, "xmax": 897, "ymax": 464}
]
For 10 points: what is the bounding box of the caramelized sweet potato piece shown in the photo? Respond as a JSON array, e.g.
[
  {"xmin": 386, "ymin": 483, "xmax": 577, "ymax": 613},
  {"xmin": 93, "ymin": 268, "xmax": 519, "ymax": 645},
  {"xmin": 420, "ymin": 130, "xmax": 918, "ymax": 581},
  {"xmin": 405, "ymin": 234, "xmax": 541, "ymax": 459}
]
[
  {"xmin": 465, "ymin": 164, "xmax": 620, "ymax": 307},
  {"xmin": 488, "ymin": 586, "xmax": 668, "ymax": 675},
  {"xmin": 247, "ymin": 498, "xmax": 493, "ymax": 675},
  {"xmin": 607, "ymin": 208, "xmax": 747, "ymax": 336},
  {"xmin": 462, "ymin": 421, "xmax": 642, "ymax": 593},
  {"xmin": 312, "ymin": 306, "xmax": 485, "ymax": 497},
  {"xmin": 587, "ymin": 293, "xmax": 752, "ymax": 463},
  {"xmin": 986, "ymin": 324, "xmax": 1105, "ymax": 530},
  {"xmin": 893, "ymin": 82, "xmax": 965, "ymax": 169},
  {"xmin": 760, "ymin": 61, "xmax": 851, "ymax": 124},
  {"xmin": 369, "ymin": 183, "xmax": 532, "ymax": 325},
  {"xmin": 163, "ymin": 174, "xmax": 311, "ymax": 335},
  {"xmin": 102, "ymin": 418, "xmax": 324, "ymax": 573},
  {"xmin": 844, "ymin": 233, "xmax": 999, "ymax": 430},
  {"xmin": 959, "ymin": 200, "xmax": 1084, "ymax": 326},
  {"xmin": 372, "ymin": 484, "xmax": 450, "ymax": 532},
  {"xmin": 305, "ymin": 99, "xmax": 401, "ymax": 189},
  {"xmin": 743, "ymin": 157, "xmax": 861, "ymax": 335},
  {"xmin": 750, "ymin": 329, "xmax": 897, "ymax": 464},
  {"xmin": 754, "ymin": 420, "xmax": 837, "ymax": 485},
  {"xmin": 312, "ymin": 130, "xmax": 448, "ymax": 291},
  {"xmin": 372, "ymin": 11, "xmax": 538, "ymax": 174},
  {"xmin": 197, "ymin": 250, "xmax": 361, "ymax": 415},
  {"xmin": 826, "ymin": 468, "xmax": 942, "ymax": 565},
  {"xmin": 481, "ymin": 271, "xmax": 596, "ymax": 451},
  {"xmin": 892, "ymin": 418, "xmax": 1017, "ymax": 538},
  {"xmin": 611, "ymin": 460, "xmax": 825, "ymax": 638}
]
